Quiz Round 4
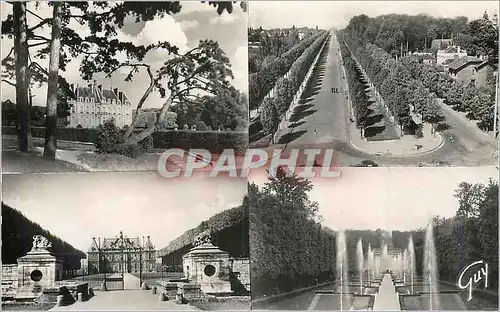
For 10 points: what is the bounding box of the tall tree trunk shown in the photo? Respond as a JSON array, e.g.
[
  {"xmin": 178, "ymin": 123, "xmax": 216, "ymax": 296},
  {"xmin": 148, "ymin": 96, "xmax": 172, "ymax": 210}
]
[
  {"xmin": 13, "ymin": 2, "xmax": 30, "ymax": 152},
  {"xmin": 43, "ymin": 2, "xmax": 62, "ymax": 160},
  {"xmin": 27, "ymin": 87, "xmax": 34, "ymax": 150}
]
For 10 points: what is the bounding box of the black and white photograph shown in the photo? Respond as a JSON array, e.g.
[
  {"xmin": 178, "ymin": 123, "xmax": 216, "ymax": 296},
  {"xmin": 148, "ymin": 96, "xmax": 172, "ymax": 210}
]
[
  {"xmin": 1, "ymin": 172, "xmax": 250, "ymax": 310},
  {"xmin": 248, "ymin": 1, "xmax": 498, "ymax": 167},
  {"xmin": 1, "ymin": 1, "xmax": 248, "ymax": 173},
  {"xmin": 249, "ymin": 166, "xmax": 498, "ymax": 310}
]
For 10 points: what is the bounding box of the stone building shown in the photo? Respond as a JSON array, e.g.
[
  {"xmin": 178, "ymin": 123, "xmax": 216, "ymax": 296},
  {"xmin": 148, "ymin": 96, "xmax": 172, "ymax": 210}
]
[
  {"xmin": 436, "ymin": 46, "xmax": 468, "ymax": 65},
  {"xmin": 64, "ymin": 82, "xmax": 132, "ymax": 128},
  {"xmin": 87, "ymin": 231, "xmax": 156, "ymax": 275},
  {"xmin": 157, "ymin": 206, "xmax": 250, "ymax": 293},
  {"xmin": 447, "ymin": 56, "xmax": 484, "ymax": 86}
]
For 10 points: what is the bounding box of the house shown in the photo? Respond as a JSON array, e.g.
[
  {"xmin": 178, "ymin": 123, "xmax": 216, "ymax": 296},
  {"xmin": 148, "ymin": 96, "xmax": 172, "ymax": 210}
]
[
  {"xmin": 421, "ymin": 54, "xmax": 435, "ymax": 65},
  {"xmin": 473, "ymin": 61, "xmax": 498, "ymax": 88},
  {"xmin": 436, "ymin": 46, "xmax": 468, "ymax": 65},
  {"xmin": 431, "ymin": 39, "xmax": 454, "ymax": 51},
  {"xmin": 447, "ymin": 56, "xmax": 483, "ymax": 86}
]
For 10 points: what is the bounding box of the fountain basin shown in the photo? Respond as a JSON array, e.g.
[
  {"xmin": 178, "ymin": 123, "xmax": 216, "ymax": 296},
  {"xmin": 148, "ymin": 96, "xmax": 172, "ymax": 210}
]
[
  {"xmin": 308, "ymin": 293, "xmax": 355, "ymax": 310},
  {"xmin": 399, "ymin": 291, "xmax": 467, "ymax": 310},
  {"xmin": 363, "ymin": 286, "xmax": 379, "ymax": 295}
]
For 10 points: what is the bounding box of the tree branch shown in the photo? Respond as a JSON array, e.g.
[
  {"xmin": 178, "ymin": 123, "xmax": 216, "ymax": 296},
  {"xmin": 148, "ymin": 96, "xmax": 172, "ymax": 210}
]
[
  {"xmin": 2, "ymin": 79, "xmax": 16, "ymax": 87},
  {"xmin": 28, "ymin": 18, "xmax": 51, "ymax": 33},
  {"xmin": 175, "ymin": 60, "xmax": 211, "ymax": 86},
  {"xmin": 28, "ymin": 41, "xmax": 49, "ymax": 48},
  {"xmin": 123, "ymin": 64, "xmax": 155, "ymax": 140},
  {"xmin": 26, "ymin": 9, "xmax": 44, "ymax": 21},
  {"xmin": 1, "ymin": 47, "xmax": 14, "ymax": 63}
]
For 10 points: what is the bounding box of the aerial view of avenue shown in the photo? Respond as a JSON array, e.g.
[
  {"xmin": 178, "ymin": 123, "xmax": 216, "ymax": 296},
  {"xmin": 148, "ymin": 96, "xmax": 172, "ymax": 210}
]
[
  {"xmin": 1, "ymin": 172, "xmax": 250, "ymax": 310},
  {"xmin": 248, "ymin": 2, "xmax": 499, "ymax": 167},
  {"xmin": 1, "ymin": 1, "xmax": 248, "ymax": 173},
  {"xmin": 249, "ymin": 166, "xmax": 498, "ymax": 310}
]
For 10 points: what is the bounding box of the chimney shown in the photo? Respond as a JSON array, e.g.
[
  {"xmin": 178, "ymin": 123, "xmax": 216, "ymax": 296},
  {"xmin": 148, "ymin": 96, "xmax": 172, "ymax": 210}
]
[
  {"xmin": 70, "ymin": 84, "xmax": 75, "ymax": 93},
  {"xmin": 457, "ymin": 46, "xmax": 460, "ymax": 53},
  {"xmin": 118, "ymin": 91, "xmax": 123, "ymax": 104},
  {"xmin": 88, "ymin": 84, "xmax": 93, "ymax": 94}
]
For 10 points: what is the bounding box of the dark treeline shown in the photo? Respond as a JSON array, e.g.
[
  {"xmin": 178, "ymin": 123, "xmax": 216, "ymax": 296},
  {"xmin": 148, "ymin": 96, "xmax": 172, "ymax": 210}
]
[
  {"xmin": 2, "ymin": 202, "xmax": 86, "ymax": 270},
  {"xmin": 250, "ymin": 168, "xmax": 498, "ymax": 298},
  {"xmin": 343, "ymin": 13, "xmax": 498, "ymax": 61}
]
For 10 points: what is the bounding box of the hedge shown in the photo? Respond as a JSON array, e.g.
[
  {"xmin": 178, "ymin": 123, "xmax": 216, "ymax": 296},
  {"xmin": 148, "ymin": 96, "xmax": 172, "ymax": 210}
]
[
  {"xmin": 2, "ymin": 126, "xmax": 248, "ymax": 154},
  {"xmin": 260, "ymin": 32, "xmax": 330, "ymax": 135},
  {"xmin": 157, "ymin": 205, "xmax": 247, "ymax": 257},
  {"xmin": 249, "ymin": 30, "xmax": 327, "ymax": 110}
]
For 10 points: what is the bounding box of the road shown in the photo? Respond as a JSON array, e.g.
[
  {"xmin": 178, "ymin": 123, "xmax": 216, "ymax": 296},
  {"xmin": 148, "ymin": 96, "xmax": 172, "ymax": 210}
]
[{"xmin": 272, "ymin": 31, "xmax": 497, "ymax": 167}]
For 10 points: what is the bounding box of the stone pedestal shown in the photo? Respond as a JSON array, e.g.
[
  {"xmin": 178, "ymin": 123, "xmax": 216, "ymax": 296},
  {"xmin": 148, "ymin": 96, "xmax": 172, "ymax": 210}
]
[
  {"xmin": 15, "ymin": 248, "xmax": 63, "ymax": 300},
  {"xmin": 182, "ymin": 243, "xmax": 232, "ymax": 295}
]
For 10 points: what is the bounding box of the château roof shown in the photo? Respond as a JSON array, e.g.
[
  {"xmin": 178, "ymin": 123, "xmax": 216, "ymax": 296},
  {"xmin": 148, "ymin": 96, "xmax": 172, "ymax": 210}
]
[
  {"xmin": 72, "ymin": 83, "xmax": 130, "ymax": 105},
  {"xmin": 88, "ymin": 231, "xmax": 155, "ymax": 252}
]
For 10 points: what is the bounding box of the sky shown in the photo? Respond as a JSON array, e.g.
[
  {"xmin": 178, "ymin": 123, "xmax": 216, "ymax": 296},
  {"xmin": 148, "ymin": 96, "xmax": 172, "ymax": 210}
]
[
  {"xmin": 250, "ymin": 166, "xmax": 498, "ymax": 231},
  {"xmin": 249, "ymin": 1, "xmax": 499, "ymax": 29},
  {"xmin": 2, "ymin": 172, "xmax": 247, "ymax": 253},
  {"xmin": 1, "ymin": 1, "xmax": 248, "ymax": 109}
]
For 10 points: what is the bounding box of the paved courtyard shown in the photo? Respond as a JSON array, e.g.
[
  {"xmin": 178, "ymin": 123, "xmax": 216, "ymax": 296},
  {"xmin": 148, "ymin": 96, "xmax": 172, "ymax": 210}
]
[{"xmin": 49, "ymin": 290, "xmax": 198, "ymax": 311}]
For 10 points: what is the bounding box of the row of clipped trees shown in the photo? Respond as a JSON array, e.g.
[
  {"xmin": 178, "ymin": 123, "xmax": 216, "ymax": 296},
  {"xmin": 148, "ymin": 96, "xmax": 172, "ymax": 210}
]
[
  {"xmin": 260, "ymin": 32, "xmax": 330, "ymax": 141},
  {"xmin": 340, "ymin": 42, "xmax": 375, "ymax": 134},
  {"xmin": 249, "ymin": 30, "xmax": 324, "ymax": 111},
  {"xmin": 2, "ymin": 203, "xmax": 86, "ymax": 271},
  {"xmin": 351, "ymin": 42, "xmax": 444, "ymax": 133},
  {"xmin": 250, "ymin": 167, "xmax": 498, "ymax": 303},
  {"xmin": 249, "ymin": 168, "xmax": 336, "ymax": 298}
]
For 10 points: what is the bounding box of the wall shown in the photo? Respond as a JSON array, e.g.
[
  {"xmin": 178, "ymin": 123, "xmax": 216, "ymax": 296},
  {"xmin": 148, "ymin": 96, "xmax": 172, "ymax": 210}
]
[
  {"xmin": 475, "ymin": 65, "xmax": 495, "ymax": 88},
  {"xmin": 454, "ymin": 65, "xmax": 476, "ymax": 86},
  {"xmin": 231, "ymin": 258, "xmax": 250, "ymax": 291},
  {"xmin": 2, "ymin": 264, "xmax": 18, "ymax": 299}
]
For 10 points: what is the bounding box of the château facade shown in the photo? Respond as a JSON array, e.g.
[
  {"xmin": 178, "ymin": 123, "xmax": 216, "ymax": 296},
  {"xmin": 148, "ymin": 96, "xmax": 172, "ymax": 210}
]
[
  {"xmin": 87, "ymin": 231, "xmax": 156, "ymax": 274},
  {"xmin": 66, "ymin": 82, "xmax": 132, "ymax": 129}
]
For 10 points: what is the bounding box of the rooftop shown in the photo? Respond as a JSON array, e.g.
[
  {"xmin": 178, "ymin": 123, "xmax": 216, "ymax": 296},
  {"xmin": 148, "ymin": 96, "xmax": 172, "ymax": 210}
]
[
  {"xmin": 88, "ymin": 231, "xmax": 155, "ymax": 252},
  {"xmin": 72, "ymin": 83, "xmax": 130, "ymax": 105},
  {"xmin": 448, "ymin": 56, "xmax": 483, "ymax": 71}
]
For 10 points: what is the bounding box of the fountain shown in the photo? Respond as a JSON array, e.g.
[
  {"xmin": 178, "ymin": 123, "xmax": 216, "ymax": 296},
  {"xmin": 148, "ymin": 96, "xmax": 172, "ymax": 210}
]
[
  {"xmin": 403, "ymin": 249, "xmax": 407, "ymax": 285},
  {"xmin": 424, "ymin": 220, "xmax": 440, "ymax": 310},
  {"xmin": 356, "ymin": 239, "xmax": 364, "ymax": 294},
  {"xmin": 408, "ymin": 236, "xmax": 415, "ymax": 294},
  {"xmin": 336, "ymin": 230, "xmax": 349, "ymax": 310},
  {"xmin": 367, "ymin": 244, "xmax": 373, "ymax": 284},
  {"xmin": 382, "ymin": 244, "xmax": 388, "ymax": 273}
]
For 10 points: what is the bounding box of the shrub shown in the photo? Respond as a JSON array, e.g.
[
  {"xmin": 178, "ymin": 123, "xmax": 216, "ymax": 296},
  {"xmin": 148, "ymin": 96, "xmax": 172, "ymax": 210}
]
[
  {"xmin": 95, "ymin": 119, "xmax": 153, "ymax": 157},
  {"xmin": 196, "ymin": 121, "xmax": 209, "ymax": 131},
  {"xmin": 95, "ymin": 119, "xmax": 122, "ymax": 154}
]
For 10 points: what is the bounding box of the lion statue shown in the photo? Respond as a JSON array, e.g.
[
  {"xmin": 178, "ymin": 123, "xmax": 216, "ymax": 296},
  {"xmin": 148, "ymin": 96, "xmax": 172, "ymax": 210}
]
[
  {"xmin": 32, "ymin": 235, "xmax": 52, "ymax": 250},
  {"xmin": 193, "ymin": 230, "xmax": 212, "ymax": 247}
]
